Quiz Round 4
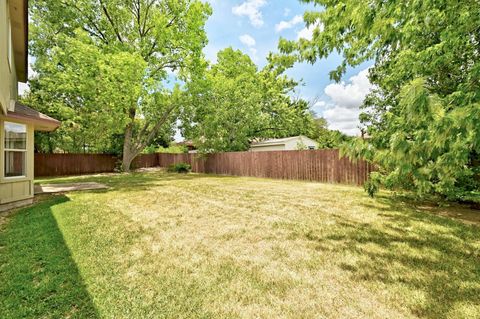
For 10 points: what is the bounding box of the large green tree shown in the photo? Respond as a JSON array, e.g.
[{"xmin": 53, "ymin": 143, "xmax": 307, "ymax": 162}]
[
  {"xmin": 181, "ymin": 48, "xmax": 315, "ymax": 153},
  {"xmin": 310, "ymin": 117, "xmax": 351, "ymax": 149},
  {"xmin": 28, "ymin": 0, "xmax": 211, "ymax": 170},
  {"xmin": 279, "ymin": 0, "xmax": 480, "ymax": 198}
]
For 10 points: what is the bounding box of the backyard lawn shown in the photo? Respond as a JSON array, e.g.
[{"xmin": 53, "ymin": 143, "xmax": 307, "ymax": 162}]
[{"xmin": 1, "ymin": 171, "xmax": 479, "ymax": 319}]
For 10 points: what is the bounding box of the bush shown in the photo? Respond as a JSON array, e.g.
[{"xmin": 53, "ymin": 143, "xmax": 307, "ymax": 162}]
[
  {"xmin": 167, "ymin": 162, "xmax": 191, "ymax": 173},
  {"xmin": 364, "ymin": 172, "xmax": 382, "ymax": 197},
  {"xmin": 157, "ymin": 145, "xmax": 188, "ymax": 154}
]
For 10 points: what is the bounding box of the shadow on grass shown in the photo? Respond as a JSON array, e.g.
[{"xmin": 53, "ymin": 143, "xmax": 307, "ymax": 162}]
[
  {"xmin": 310, "ymin": 195, "xmax": 480, "ymax": 318},
  {"xmin": 0, "ymin": 196, "xmax": 98, "ymax": 319},
  {"xmin": 36, "ymin": 171, "xmax": 236, "ymax": 193}
]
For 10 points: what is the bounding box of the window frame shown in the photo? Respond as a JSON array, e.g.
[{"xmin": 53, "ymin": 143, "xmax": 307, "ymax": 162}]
[{"xmin": 3, "ymin": 121, "xmax": 27, "ymax": 179}]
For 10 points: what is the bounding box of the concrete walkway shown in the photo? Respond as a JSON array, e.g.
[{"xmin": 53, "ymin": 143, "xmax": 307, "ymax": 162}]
[{"xmin": 34, "ymin": 182, "xmax": 108, "ymax": 194}]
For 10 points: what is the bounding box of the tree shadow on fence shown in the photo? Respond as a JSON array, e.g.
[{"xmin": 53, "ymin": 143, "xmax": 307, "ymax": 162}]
[{"xmin": 0, "ymin": 196, "xmax": 99, "ymax": 318}]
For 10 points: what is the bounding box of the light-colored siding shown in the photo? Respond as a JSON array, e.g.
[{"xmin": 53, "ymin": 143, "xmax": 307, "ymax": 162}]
[
  {"xmin": 250, "ymin": 136, "xmax": 319, "ymax": 152},
  {"xmin": 0, "ymin": 0, "xmax": 17, "ymax": 115},
  {"xmin": 284, "ymin": 136, "xmax": 318, "ymax": 150},
  {"xmin": 0, "ymin": 0, "xmax": 34, "ymax": 207},
  {"xmin": 0, "ymin": 119, "xmax": 34, "ymax": 204},
  {"xmin": 250, "ymin": 144, "xmax": 286, "ymax": 152}
]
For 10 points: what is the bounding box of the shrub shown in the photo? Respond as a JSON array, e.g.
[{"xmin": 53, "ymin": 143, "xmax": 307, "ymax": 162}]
[
  {"xmin": 364, "ymin": 172, "xmax": 382, "ymax": 197},
  {"xmin": 157, "ymin": 145, "xmax": 188, "ymax": 154},
  {"xmin": 167, "ymin": 162, "xmax": 191, "ymax": 173}
]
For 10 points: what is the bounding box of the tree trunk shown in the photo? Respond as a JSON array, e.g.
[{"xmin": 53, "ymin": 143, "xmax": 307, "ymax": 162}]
[
  {"xmin": 122, "ymin": 150, "xmax": 135, "ymax": 172},
  {"xmin": 122, "ymin": 109, "xmax": 137, "ymax": 172},
  {"xmin": 121, "ymin": 103, "xmax": 177, "ymax": 172}
]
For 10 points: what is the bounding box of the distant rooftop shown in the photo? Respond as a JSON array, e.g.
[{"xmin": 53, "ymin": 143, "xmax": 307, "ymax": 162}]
[{"xmin": 250, "ymin": 135, "xmax": 313, "ymax": 146}]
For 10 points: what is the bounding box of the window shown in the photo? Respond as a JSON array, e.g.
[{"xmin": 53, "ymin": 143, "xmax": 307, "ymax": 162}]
[{"xmin": 4, "ymin": 122, "xmax": 27, "ymax": 177}]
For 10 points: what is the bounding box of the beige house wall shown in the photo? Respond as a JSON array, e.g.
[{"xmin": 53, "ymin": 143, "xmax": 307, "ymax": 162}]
[
  {"xmin": 250, "ymin": 136, "xmax": 319, "ymax": 152},
  {"xmin": 0, "ymin": 0, "xmax": 18, "ymax": 115},
  {"xmin": 250, "ymin": 144, "xmax": 286, "ymax": 152},
  {"xmin": 0, "ymin": 0, "xmax": 34, "ymax": 208},
  {"xmin": 0, "ymin": 119, "xmax": 34, "ymax": 204},
  {"xmin": 284, "ymin": 136, "xmax": 318, "ymax": 150}
]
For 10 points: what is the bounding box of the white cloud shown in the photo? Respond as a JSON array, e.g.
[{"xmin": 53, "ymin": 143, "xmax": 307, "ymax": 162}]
[
  {"xmin": 317, "ymin": 68, "xmax": 373, "ymax": 136},
  {"xmin": 297, "ymin": 22, "xmax": 323, "ymax": 40},
  {"xmin": 239, "ymin": 34, "xmax": 258, "ymax": 61},
  {"xmin": 323, "ymin": 106, "xmax": 362, "ymax": 136},
  {"xmin": 239, "ymin": 34, "xmax": 256, "ymax": 47},
  {"xmin": 275, "ymin": 15, "xmax": 303, "ymax": 33},
  {"xmin": 324, "ymin": 68, "xmax": 372, "ymax": 109},
  {"xmin": 248, "ymin": 47, "xmax": 258, "ymax": 62},
  {"xmin": 313, "ymin": 101, "xmax": 327, "ymax": 108},
  {"xmin": 232, "ymin": 0, "xmax": 267, "ymax": 28},
  {"xmin": 283, "ymin": 8, "xmax": 291, "ymax": 17}
]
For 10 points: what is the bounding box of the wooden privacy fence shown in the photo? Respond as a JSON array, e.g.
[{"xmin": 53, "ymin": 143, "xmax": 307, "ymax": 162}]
[
  {"xmin": 34, "ymin": 153, "xmax": 117, "ymax": 177},
  {"xmin": 158, "ymin": 149, "xmax": 374, "ymax": 185},
  {"xmin": 34, "ymin": 153, "xmax": 159, "ymax": 177},
  {"xmin": 35, "ymin": 150, "xmax": 374, "ymax": 185}
]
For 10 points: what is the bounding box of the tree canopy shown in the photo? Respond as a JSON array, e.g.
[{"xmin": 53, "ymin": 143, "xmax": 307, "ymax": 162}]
[
  {"xmin": 309, "ymin": 117, "xmax": 351, "ymax": 149},
  {"xmin": 279, "ymin": 0, "xmax": 480, "ymax": 198},
  {"xmin": 181, "ymin": 48, "xmax": 315, "ymax": 153},
  {"xmin": 28, "ymin": 0, "xmax": 211, "ymax": 170}
]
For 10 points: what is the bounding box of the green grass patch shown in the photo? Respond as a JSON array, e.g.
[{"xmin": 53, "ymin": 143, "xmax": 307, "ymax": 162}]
[{"xmin": 2, "ymin": 171, "xmax": 480, "ymax": 318}]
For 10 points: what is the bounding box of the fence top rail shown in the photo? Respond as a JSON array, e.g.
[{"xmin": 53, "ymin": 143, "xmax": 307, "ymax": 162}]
[{"xmin": 35, "ymin": 153, "xmax": 118, "ymax": 157}]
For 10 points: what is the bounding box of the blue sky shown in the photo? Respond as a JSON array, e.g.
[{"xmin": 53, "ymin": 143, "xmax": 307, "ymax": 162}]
[{"xmin": 204, "ymin": 0, "xmax": 374, "ymax": 135}]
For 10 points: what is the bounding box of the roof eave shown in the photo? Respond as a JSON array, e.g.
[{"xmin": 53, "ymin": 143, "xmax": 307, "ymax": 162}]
[
  {"xmin": 1, "ymin": 102, "xmax": 61, "ymax": 132},
  {"xmin": 251, "ymin": 143, "xmax": 285, "ymax": 147},
  {"xmin": 9, "ymin": 0, "xmax": 28, "ymax": 82},
  {"xmin": 4, "ymin": 111, "xmax": 60, "ymax": 131}
]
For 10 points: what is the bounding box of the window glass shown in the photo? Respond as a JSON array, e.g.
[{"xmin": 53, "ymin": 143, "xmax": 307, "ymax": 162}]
[
  {"xmin": 5, "ymin": 122, "xmax": 26, "ymax": 150},
  {"xmin": 5, "ymin": 151, "xmax": 25, "ymax": 177},
  {"xmin": 4, "ymin": 122, "xmax": 27, "ymax": 177}
]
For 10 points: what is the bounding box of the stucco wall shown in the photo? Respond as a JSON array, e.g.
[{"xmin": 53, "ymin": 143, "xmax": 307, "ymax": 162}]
[
  {"xmin": 251, "ymin": 137, "xmax": 319, "ymax": 152},
  {"xmin": 0, "ymin": 119, "xmax": 35, "ymax": 204},
  {"xmin": 285, "ymin": 137, "xmax": 318, "ymax": 150},
  {"xmin": 0, "ymin": 0, "xmax": 18, "ymax": 115},
  {"xmin": 250, "ymin": 144, "xmax": 287, "ymax": 152}
]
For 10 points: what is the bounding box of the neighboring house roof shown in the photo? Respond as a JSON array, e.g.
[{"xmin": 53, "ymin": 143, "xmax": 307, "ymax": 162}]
[
  {"xmin": 177, "ymin": 140, "xmax": 196, "ymax": 148},
  {"xmin": 3, "ymin": 102, "xmax": 60, "ymax": 131},
  {"xmin": 250, "ymin": 135, "xmax": 316, "ymax": 147}
]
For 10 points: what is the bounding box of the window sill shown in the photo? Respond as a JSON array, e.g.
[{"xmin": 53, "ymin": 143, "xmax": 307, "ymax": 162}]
[{"xmin": 0, "ymin": 176, "xmax": 29, "ymax": 183}]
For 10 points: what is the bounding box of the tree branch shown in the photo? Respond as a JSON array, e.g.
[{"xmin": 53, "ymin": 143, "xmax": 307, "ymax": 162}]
[
  {"xmin": 141, "ymin": 0, "xmax": 155, "ymax": 36},
  {"xmin": 133, "ymin": 103, "xmax": 179, "ymax": 153},
  {"xmin": 100, "ymin": 0, "xmax": 123, "ymax": 43},
  {"xmin": 65, "ymin": 1, "xmax": 109, "ymax": 44}
]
